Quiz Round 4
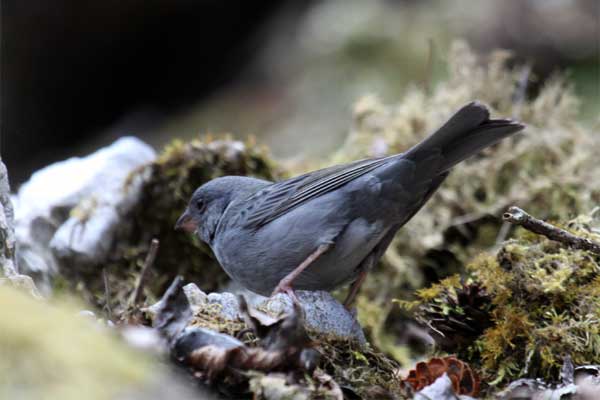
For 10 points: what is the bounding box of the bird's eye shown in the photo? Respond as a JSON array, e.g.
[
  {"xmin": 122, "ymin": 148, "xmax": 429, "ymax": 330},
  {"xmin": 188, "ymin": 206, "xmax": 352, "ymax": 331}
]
[{"xmin": 196, "ymin": 199, "xmax": 204, "ymax": 209}]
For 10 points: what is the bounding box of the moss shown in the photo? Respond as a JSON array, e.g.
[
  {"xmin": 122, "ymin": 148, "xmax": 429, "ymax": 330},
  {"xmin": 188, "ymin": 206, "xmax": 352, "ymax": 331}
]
[
  {"xmin": 0, "ymin": 286, "xmax": 153, "ymax": 400},
  {"xmin": 315, "ymin": 339, "xmax": 404, "ymax": 398},
  {"xmin": 316, "ymin": 40, "xmax": 600, "ymax": 366},
  {"xmin": 408, "ymin": 212, "xmax": 600, "ymax": 391},
  {"xmin": 189, "ymin": 302, "xmax": 247, "ymax": 339}
]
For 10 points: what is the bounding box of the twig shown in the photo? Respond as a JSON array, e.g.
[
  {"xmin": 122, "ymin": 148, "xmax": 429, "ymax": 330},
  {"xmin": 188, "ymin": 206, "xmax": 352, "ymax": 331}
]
[
  {"xmin": 502, "ymin": 206, "xmax": 600, "ymax": 255},
  {"xmin": 131, "ymin": 238, "xmax": 160, "ymax": 306}
]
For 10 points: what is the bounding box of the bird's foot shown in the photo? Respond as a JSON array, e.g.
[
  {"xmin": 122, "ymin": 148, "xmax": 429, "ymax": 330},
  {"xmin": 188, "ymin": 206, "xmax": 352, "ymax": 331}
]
[
  {"xmin": 272, "ymin": 282, "xmax": 300, "ymax": 305},
  {"xmin": 343, "ymin": 298, "xmax": 357, "ymax": 312}
]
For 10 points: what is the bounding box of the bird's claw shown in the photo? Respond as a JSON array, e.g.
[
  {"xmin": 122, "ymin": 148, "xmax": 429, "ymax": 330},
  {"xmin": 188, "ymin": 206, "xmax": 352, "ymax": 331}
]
[{"xmin": 272, "ymin": 283, "xmax": 300, "ymax": 305}]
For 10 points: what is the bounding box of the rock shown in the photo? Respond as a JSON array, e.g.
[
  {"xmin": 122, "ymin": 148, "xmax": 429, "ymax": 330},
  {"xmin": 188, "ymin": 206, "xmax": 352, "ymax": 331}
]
[
  {"xmin": 261, "ymin": 291, "xmax": 367, "ymax": 345},
  {"xmin": 120, "ymin": 325, "xmax": 167, "ymax": 354},
  {"xmin": 414, "ymin": 374, "xmax": 476, "ymax": 400},
  {"xmin": 13, "ymin": 137, "xmax": 156, "ymax": 288},
  {"xmin": 206, "ymin": 291, "xmax": 241, "ymax": 321},
  {"xmin": 175, "ymin": 285, "xmax": 366, "ymax": 344},
  {"xmin": 182, "ymin": 283, "xmax": 207, "ymax": 314},
  {"xmin": 0, "ymin": 160, "xmax": 42, "ymax": 299},
  {"xmin": 153, "ymin": 280, "xmax": 366, "ymax": 344},
  {"xmin": 0, "ymin": 160, "xmax": 17, "ymax": 278}
]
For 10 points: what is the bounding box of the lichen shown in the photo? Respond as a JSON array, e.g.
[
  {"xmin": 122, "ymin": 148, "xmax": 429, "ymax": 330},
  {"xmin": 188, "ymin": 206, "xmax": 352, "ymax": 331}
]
[{"xmin": 407, "ymin": 212, "xmax": 600, "ymax": 392}]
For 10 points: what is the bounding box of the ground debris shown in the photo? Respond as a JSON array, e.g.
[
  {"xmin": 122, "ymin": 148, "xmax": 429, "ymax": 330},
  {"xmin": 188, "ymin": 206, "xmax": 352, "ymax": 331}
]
[
  {"xmin": 153, "ymin": 277, "xmax": 329, "ymax": 396},
  {"xmin": 151, "ymin": 277, "xmax": 405, "ymax": 399}
]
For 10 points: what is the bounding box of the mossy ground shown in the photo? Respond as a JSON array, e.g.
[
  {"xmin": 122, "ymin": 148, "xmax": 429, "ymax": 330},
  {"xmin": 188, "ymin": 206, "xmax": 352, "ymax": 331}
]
[
  {"xmin": 0, "ymin": 286, "xmax": 152, "ymax": 400},
  {"xmin": 404, "ymin": 212, "xmax": 600, "ymax": 394},
  {"xmin": 316, "ymin": 41, "xmax": 600, "ymax": 372}
]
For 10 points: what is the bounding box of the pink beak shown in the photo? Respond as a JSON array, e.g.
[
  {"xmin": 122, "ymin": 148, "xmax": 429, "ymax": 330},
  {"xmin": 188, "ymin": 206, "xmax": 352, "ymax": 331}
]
[{"xmin": 174, "ymin": 210, "xmax": 198, "ymax": 233}]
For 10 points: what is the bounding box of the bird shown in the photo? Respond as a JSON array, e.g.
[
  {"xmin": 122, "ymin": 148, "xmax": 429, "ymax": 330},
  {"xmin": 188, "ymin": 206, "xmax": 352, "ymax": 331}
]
[{"xmin": 175, "ymin": 102, "xmax": 524, "ymax": 307}]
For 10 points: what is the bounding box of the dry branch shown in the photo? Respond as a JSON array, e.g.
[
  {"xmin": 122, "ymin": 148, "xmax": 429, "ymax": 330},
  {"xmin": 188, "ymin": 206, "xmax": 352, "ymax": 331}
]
[{"xmin": 503, "ymin": 206, "xmax": 600, "ymax": 255}]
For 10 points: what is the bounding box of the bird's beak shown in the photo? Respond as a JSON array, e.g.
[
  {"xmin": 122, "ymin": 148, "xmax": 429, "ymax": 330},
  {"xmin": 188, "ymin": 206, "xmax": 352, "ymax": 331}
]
[{"xmin": 175, "ymin": 210, "xmax": 198, "ymax": 233}]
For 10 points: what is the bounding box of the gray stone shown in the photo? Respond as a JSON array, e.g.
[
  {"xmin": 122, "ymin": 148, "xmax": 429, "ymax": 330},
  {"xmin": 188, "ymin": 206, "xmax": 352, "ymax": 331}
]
[
  {"xmin": 260, "ymin": 291, "xmax": 366, "ymax": 345},
  {"xmin": 0, "ymin": 160, "xmax": 42, "ymax": 299},
  {"xmin": 180, "ymin": 287, "xmax": 366, "ymax": 344},
  {"xmin": 182, "ymin": 283, "xmax": 208, "ymax": 314},
  {"xmin": 207, "ymin": 292, "xmax": 241, "ymax": 321},
  {"xmin": 13, "ymin": 137, "xmax": 156, "ymax": 287},
  {"xmin": 0, "ymin": 160, "xmax": 17, "ymax": 276}
]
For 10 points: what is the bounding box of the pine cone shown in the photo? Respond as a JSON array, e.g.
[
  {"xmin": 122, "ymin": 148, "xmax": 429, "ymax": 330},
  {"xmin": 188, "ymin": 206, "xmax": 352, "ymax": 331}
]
[
  {"xmin": 403, "ymin": 356, "xmax": 480, "ymax": 396},
  {"xmin": 416, "ymin": 282, "xmax": 493, "ymax": 351}
]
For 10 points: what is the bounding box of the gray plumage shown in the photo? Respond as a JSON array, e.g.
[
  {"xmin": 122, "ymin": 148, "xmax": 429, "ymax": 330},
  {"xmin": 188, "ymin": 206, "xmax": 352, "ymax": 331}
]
[{"xmin": 176, "ymin": 102, "xmax": 525, "ymax": 296}]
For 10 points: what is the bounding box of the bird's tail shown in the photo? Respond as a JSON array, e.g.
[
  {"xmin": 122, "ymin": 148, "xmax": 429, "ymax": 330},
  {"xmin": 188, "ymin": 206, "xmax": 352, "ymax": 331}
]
[{"xmin": 404, "ymin": 101, "xmax": 525, "ymax": 172}]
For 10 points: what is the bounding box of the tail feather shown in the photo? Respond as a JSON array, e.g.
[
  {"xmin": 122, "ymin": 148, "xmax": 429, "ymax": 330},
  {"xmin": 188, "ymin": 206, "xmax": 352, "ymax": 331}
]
[{"xmin": 405, "ymin": 101, "xmax": 525, "ymax": 172}]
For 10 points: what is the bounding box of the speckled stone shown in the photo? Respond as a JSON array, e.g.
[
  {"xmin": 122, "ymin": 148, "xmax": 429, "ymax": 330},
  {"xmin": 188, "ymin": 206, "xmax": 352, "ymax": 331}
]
[
  {"xmin": 206, "ymin": 292, "xmax": 241, "ymax": 321},
  {"xmin": 181, "ymin": 286, "xmax": 366, "ymax": 345},
  {"xmin": 260, "ymin": 290, "xmax": 366, "ymax": 345}
]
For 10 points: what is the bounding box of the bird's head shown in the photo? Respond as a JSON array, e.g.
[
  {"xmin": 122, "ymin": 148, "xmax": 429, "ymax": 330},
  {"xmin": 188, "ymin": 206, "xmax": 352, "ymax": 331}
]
[{"xmin": 175, "ymin": 177, "xmax": 237, "ymax": 244}]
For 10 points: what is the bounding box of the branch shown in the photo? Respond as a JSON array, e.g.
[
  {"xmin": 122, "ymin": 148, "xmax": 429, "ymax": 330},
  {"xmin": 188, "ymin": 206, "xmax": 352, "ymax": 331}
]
[
  {"xmin": 502, "ymin": 206, "xmax": 600, "ymax": 256},
  {"xmin": 131, "ymin": 238, "xmax": 160, "ymax": 306}
]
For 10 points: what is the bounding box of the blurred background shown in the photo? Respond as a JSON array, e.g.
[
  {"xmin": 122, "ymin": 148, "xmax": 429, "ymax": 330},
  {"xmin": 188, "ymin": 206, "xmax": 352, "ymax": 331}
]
[{"xmin": 2, "ymin": 0, "xmax": 599, "ymax": 184}]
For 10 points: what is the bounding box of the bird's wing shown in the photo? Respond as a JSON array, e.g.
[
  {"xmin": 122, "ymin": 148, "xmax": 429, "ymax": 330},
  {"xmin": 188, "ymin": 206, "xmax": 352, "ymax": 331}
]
[{"xmin": 242, "ymin": 155, "xmax": 396, "ymax": 229}]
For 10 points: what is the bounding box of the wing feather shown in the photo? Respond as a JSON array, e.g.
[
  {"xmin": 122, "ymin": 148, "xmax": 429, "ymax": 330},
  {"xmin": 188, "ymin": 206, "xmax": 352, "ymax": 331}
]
[{"xmin": 243, "ymin": 155, "xmax": 396, "ymax": 228}]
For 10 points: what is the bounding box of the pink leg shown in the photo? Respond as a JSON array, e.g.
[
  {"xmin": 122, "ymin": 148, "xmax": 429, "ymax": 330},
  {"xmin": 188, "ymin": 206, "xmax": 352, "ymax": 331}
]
[
  {"xmin": 272, "ymin": 244, "xmax": 331, "ymax": 302},
  {"xmin": 343, "ymin": 268, "xmax": 368, "ymax": 309}
]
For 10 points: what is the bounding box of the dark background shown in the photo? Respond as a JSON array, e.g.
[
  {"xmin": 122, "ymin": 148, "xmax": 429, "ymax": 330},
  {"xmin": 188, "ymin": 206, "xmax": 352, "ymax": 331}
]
[
  {"xmin": 2, "ymin": 0, "xmax": 599, "ymax": 184},
  {"xmin": 2, "ymin": 0, "xmax": 309, "ymax": 182}
]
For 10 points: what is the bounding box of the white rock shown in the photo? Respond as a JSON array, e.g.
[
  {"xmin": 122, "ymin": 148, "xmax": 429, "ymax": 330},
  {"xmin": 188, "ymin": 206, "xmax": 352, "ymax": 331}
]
[
  {"xmin": 182, "ymin": 283, "xmax": 208, "ymax": 314},
  {"xmin": 414, "ymin": 374, "xmax": 476, "ymax": 400},
  {"xmin": 14, "ymin": 137, "xmax": 156, "ymax": 281},
  {"xmin": 120, "ymin": 325, "xmax": 167, "ymax": 354}
]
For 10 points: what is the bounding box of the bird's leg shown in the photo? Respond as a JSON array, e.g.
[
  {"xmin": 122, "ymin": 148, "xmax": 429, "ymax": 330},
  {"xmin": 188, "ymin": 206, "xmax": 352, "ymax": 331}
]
[
  {"xmin": 344, "ymin": 253, "xmax": 374, "ymax": 310},
  {"xmin": 272, "ymin": 244, "xmax": 331, "ymax": 302},
  {"xmin": 343, "ymin": 268, "xmax": 369, "ymax": 309}
]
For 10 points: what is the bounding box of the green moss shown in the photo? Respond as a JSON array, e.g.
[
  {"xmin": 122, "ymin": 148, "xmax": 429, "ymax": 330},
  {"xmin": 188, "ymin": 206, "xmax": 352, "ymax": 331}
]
[
  {"xmin": 314, "ymin": 41, "xmax": 600, "ymax": 368},
  {"xmin": 0, "ymin": 286, "xmax": 153, "ymax": 400},
  {"xmin": 409, "ymin": 213, "xmax": 600, "ymax": 391},
  {"xmin": 316, "ymin": 339, "xmax": 404, "ymax": 398}
]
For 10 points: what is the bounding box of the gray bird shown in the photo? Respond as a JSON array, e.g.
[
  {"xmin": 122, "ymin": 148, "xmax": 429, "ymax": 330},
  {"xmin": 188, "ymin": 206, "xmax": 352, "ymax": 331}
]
[{"xmin": 176, "ymin": 102, "xmax": 524, "ymax": 306}]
